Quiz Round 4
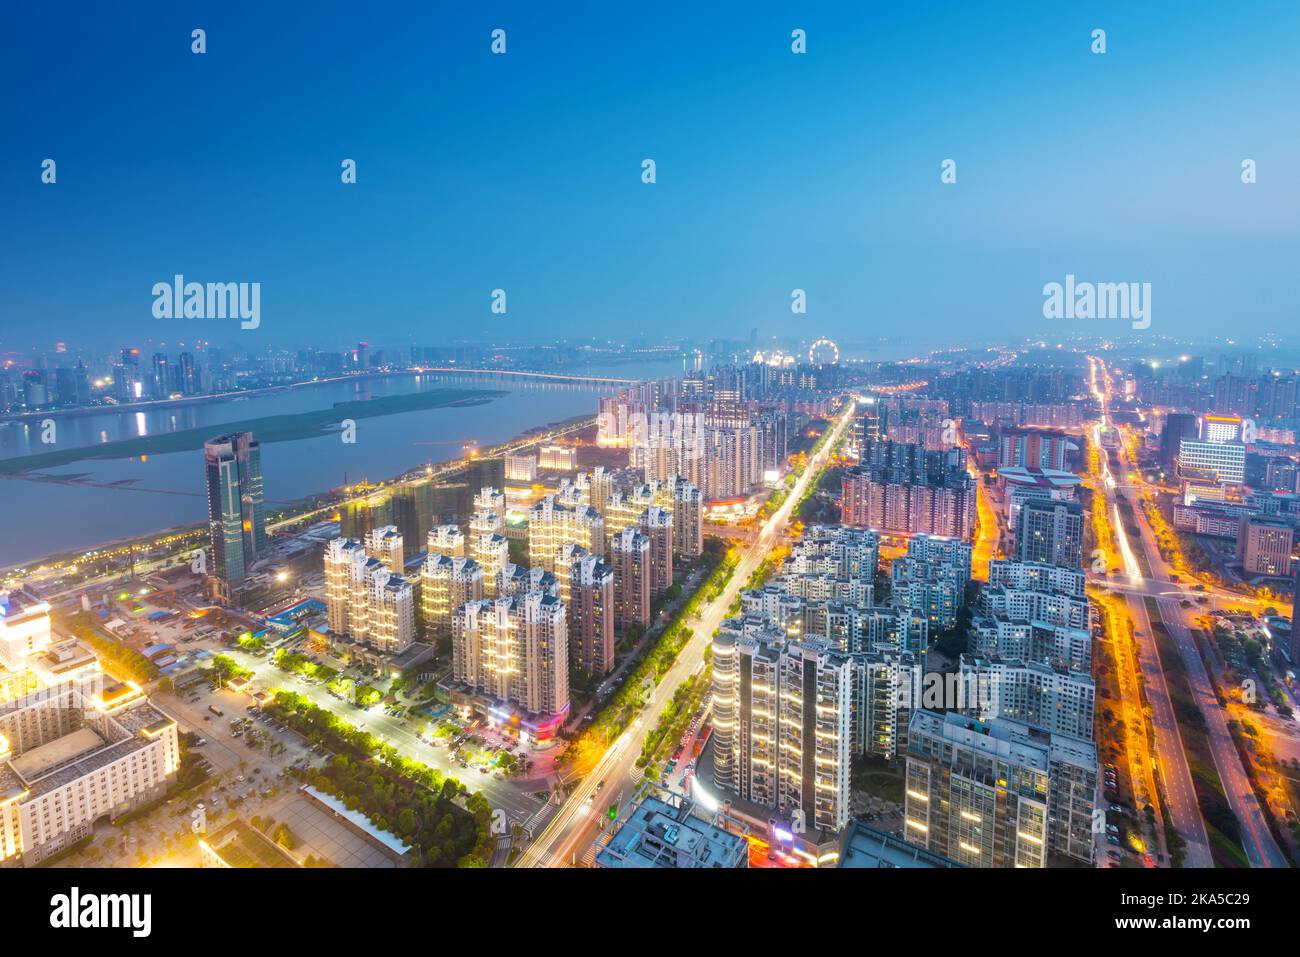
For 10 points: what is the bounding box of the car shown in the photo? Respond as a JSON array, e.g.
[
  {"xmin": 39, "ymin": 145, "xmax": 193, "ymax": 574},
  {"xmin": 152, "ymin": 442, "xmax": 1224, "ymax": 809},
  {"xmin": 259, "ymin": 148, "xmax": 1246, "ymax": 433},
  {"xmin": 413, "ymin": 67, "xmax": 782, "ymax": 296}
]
[
  {"xmin": 595, "ymin": 779, "xmax": 606, "ymax": 792},
  {"xmin": 1107, "ymin": 835, "xmax": 1120, "ymax": 845}
]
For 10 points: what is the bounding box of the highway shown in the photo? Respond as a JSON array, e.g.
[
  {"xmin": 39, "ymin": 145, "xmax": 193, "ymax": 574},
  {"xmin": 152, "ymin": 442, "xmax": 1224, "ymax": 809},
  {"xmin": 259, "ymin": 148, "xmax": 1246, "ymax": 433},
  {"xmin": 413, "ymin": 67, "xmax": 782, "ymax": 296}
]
[
  {"xmin": 1090, "ymin": 356, "xmax": 1286, "ymax": 868},
  {"xmin": 514, "ymin": 398, "xmax": 857, "ymax": 867}
]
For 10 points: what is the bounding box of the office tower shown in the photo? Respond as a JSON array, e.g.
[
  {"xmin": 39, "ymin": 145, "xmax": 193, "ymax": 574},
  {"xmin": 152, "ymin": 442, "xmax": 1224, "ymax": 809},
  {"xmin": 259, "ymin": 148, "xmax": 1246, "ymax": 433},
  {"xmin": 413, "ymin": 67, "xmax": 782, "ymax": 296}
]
[
  {"xmin": 420, "ymin": 554, "xmax": 484, "ymax": 638},
  {"xmin": 642, "ymin": 506, "xmax": 674, "ymax": 598},
  {"xmin": 1202, "ymin": 413, "xmax": 1244, "ymax": 444},
  {"xmin": 711, "ymin": 631, "xmax": 854, "ymax": 833},
  {"xmin": 364, "ymin": 525, "xmax": 404, "ymax": 573},
  {"xmin": 1160, "ymin": 413, "xmax": 1198, "ymax": 470},
  {"xmin": 610, "ymin": 526, "xmax": 652, "ymax": 631},
  {"xmin": 1178, "ymin": 439, "xmax": 1247, "ymax": 501},
  {"xmin": 1236, "ymin": 517, "xmax": 1295, "ymax": 577},
  {"xmin": 528, "ymin": 496, "xmax": 604, "ymax": 571},
  {"xmin": 997, "ymin": 427, "xmax": 1074, "ymax": 471},
  {"xmin": 505, "ymin": 453, "xmax": 538, "ymax": 482},
  {"xmin": 561, "ymin": 547, "xmax": 616, "ymax": 675},
  {"xmin": 957, "ymin": 655, "xmax": 1096, "ymax": 740},
  {"xmin": 452, "ymin": 592, "xmax": 569, "ymax": 719},
  {"xmin": 150, "ymin": 352, "xmax": 171, "ymax": 399},
  {"xmin": 904, "ymin": 711, "xmax": 1097, "ymax": 867},
  {"xmin": 178, "ymin": 351, "xmax": 200, "ymax": 396},
  {"xmin": 427, "ymin": 524, "xmax": 467, "ymax": 558},
  {"xmin": 117, "ymin": 346, "xmax": 143, "ymax": 400},
  {"xmin": 203, "ymin": 432, "xmax": 266, "ymax": 591},
  {"xmin": 355, "ymin": 341, "xmax": 370, "ymax": 370},
  {"xmin": 1014, "ymin": 499, "xmax": 1084, "ymax": 568}
]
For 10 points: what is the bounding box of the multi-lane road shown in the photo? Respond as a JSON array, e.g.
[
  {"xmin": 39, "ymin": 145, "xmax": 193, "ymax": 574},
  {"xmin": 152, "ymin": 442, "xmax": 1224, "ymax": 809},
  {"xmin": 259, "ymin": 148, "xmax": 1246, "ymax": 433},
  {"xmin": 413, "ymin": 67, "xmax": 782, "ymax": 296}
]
[
  {"xmin": 514, "ymin": 399, "xmax": 857, "ymax": 867},
  {"xmin": 1090, "ymin": 356, "xmax": 1286, "ymax": 868}
]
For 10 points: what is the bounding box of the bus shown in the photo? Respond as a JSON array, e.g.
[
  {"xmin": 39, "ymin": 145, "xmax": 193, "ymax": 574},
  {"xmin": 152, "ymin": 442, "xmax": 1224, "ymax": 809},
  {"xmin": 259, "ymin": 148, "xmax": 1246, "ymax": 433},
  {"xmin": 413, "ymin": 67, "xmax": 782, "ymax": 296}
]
[{"xmin": 208, "ymin": 705, "xmax": 224, "ymax": 717}]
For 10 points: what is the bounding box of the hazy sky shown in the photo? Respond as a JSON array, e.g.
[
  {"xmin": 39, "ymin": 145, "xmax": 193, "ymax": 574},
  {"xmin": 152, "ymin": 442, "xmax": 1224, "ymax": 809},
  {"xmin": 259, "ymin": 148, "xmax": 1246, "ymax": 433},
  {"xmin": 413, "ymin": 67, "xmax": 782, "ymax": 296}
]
[{"xmin": 4, "ymin": 1, "xmax": 1299, "ymax": 356}]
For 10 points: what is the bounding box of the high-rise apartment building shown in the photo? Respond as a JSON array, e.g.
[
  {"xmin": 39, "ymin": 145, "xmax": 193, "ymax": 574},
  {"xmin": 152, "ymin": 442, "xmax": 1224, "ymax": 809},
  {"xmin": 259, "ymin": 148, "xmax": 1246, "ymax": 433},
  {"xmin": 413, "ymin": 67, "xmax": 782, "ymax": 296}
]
[
  {"xmin": 642, "ymin": 506, "xmax": 674, "ymax": 598},
  {"xmin": 323, "ymin": 537, "xmax": 416, "ymax": 654},
  {"xmin": 841, "ymin": 454, "xmax": 977, "ymax": 540},
  {"xmin": 420, "ymin": 554, "xmax": 484, "ymax": 638},
  {"xmin": 528, "ymin": 496, "xmax": 605, "ymax": 571},
  {"xmin": 1014, "ymin": 499, "xmax": 1084, "ymax": 568},
  {"xmin": 426, "ymin": 524, "xmax": 467, "ymax": 559},
  {"xmin": 559, "ymin": 546, "xmax": 616, "ymax": 674},
  {"xmin": 452, "ymin": 592, "xmax": 569, "ymax": 720},
  {"xmin": 956, "ymin": 654, "xmax": 1096, "ymax": 741},
  {"xmin": 610, "ymin": 527, "xmax": 652, "ymax": 631},
  {"xmin": 712, "ymin": 630, "xmax": 854, "ymax": 833},
  {"xmin": 997, "ymin": 427, "xmax": 1074, "ymax": 471},
  {"xmin": 904, "ymin": 710, "xmax": 1097, "ymax": 868},
  {"xmin": 364, "ymin": 525, "xmax": 404, "ymax": 573}
]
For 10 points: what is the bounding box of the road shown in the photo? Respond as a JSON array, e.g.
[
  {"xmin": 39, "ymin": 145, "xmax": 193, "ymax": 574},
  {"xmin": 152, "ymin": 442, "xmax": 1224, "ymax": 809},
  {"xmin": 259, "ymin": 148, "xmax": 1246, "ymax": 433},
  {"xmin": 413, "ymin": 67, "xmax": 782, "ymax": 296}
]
[
  {"xmin": 514, "ymin": 398, "xmax": 857, "ymax": 867},
  {"xmin": 1088, "ymin": 358, "xmax": 1212, "ymax": 867},
  {"xmin": 1090, "ymin": 356, "xmax": 1286, "ymax": 868}
]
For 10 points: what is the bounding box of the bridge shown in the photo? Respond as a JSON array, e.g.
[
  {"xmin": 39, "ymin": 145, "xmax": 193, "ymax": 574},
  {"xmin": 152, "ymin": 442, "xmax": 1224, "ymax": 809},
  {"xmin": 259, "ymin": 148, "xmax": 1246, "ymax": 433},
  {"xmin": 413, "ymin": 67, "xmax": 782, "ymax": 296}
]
[{"xmin": 413, "ymin": 367, "xmax": 638, "ymax": 390}]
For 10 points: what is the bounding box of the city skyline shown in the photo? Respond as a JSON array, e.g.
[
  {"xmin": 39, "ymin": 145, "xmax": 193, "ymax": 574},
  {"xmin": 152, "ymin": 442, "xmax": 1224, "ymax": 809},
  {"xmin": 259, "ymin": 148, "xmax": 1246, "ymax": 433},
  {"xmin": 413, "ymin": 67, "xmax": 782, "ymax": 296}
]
[{"xmin": 2, "ymin": 3, "xmax": 1296, "ymax": 934}]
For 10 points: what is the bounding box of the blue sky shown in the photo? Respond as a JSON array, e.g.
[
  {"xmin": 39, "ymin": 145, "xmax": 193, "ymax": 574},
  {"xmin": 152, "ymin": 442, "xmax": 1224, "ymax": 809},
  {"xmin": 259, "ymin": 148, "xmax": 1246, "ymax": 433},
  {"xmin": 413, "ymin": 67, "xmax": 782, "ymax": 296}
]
[{"xmin": 3, "ymin": 1, "xmax": 1298, "ymax": 356}]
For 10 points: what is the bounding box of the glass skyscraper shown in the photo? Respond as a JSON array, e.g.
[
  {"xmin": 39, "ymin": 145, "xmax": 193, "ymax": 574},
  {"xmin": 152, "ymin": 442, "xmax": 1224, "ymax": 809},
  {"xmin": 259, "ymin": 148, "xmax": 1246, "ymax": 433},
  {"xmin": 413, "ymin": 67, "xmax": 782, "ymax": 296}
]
[{"xmin": 203, "ymin": 432, "xmax": 266, "ymax": 589}]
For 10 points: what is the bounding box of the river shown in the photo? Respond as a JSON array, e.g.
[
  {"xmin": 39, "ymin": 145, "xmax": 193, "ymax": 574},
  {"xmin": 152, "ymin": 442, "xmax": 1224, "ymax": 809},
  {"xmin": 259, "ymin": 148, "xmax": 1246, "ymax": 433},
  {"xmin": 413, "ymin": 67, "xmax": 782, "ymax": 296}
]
[{"xmin": 0, "ymin": 359, "xmax": 680, "ymax": 568}]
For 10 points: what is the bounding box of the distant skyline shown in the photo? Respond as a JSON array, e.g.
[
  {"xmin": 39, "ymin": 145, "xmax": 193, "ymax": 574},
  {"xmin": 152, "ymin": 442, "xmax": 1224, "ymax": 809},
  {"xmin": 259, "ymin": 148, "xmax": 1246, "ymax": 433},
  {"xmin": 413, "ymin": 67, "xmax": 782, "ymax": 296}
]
[{"xmin": 5, "ymin": 1, "xmax": 1300, "ymax": 352}]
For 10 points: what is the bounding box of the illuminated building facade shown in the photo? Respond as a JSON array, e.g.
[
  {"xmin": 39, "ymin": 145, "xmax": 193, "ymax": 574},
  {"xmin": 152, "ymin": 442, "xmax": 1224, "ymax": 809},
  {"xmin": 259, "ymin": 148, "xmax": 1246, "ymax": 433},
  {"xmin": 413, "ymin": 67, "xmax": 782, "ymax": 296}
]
[
  {"xmin": 451, "ymin": 592, "xmax": 569, "ymax": 720},
  {"xmin": 903, "ymin": 710, "xmax": 1096, "ymax": 868},
  {"xmin": 203, "ymin": 431, "xmax": 266, "ymax": 590}
]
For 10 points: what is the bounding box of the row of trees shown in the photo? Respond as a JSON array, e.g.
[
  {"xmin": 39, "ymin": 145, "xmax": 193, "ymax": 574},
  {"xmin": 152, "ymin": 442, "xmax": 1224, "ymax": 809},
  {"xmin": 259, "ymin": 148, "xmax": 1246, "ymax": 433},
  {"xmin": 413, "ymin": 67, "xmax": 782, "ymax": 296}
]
[
  {"xmin": 265, "ymin": 692, "xmax": 493, "ymax": 866},
  {"xmin": 58, "ymin": 611, "xmax": 160, "ymax": 684},
  {"xmin": 558, "ymin": 543, "xmax": 736, "ymax": 774}
]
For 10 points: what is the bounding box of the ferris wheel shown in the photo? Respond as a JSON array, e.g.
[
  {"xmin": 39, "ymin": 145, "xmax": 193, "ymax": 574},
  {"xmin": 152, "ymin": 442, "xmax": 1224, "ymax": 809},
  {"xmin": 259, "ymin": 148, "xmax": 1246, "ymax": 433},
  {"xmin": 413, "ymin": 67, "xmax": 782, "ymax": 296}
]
[{"xmin": 808, "ymin": 338, "xmax": 840, "ymax": 365}]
